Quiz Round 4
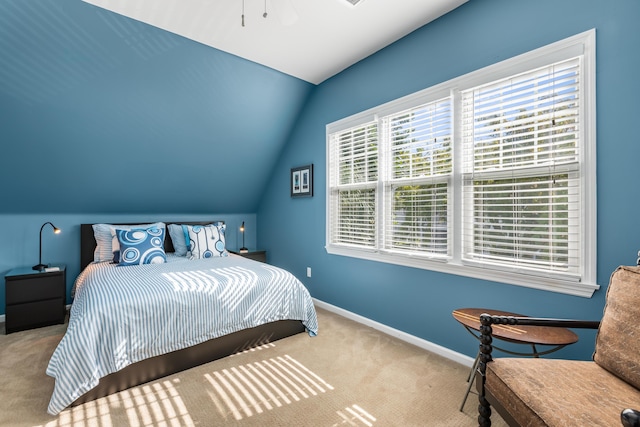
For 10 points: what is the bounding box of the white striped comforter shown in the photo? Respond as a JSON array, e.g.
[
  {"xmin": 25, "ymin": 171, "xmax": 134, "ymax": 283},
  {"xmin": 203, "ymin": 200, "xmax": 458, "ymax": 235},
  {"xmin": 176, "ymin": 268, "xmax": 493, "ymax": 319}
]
[{"xmin": 45, "ymin": 254, "xmax": 318, "ymax": 415}]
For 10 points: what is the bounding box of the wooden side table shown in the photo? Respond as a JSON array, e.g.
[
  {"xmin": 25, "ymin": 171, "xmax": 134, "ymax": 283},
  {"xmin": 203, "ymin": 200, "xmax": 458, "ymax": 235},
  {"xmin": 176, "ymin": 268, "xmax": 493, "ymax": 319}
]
[
  {"xmin": 453, "ymin": 307, "xmax": 579, "ymax": 411},
  {"xmin": 5, "ymin": 265, "xmax": 66, "ymax": 334}
]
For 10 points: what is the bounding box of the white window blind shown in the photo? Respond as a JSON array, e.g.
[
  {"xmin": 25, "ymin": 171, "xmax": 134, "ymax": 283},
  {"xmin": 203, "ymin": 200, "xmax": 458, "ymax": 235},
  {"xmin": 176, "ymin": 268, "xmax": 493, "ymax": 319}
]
[
  {"xmin": 383, "ymin": 99, "xmax": 452, "ymax": 257},
  {"xmin": 326, "ymin": 30, "xmax": 597, "ymax": 297},
  {"xmin": 329, "ymin": 122, "xmax": 378, "ymax": 248},
  {"xmin": 461, "ymin": 58, "xmax": 581, "ymax": 279}
]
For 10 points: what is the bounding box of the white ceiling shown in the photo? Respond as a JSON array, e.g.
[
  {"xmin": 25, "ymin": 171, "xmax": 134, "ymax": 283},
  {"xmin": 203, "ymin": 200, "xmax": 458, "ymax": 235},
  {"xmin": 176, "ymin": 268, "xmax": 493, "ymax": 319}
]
[{"xmin": 82, "ymin": 0, "xmax": 468, "ymax": 84}]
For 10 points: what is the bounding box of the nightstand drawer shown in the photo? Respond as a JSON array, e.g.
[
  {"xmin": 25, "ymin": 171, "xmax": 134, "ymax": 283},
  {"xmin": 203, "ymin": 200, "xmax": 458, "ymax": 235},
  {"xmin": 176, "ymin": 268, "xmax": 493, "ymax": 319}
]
[
  {"xmin": 5, "ymin": 298, "xmax": 65, "ymax": 333},
  {"xmin": 6, "ymin": 274, "xmax": 64, "ymax": 304}
]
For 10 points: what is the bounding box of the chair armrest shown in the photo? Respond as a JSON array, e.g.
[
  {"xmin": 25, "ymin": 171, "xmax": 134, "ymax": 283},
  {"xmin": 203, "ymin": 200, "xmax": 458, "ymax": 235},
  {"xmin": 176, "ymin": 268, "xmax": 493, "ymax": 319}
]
[
  {"xmin": 476, "ymin": 314, "xmax": 600, "ymax": 375},
  {"xmin": 476, "ymin": 314, "xmax": 600, "ymax": 373},
  {"xmin": 622, "ymin": 409, "xmax": 640, "ymax": 427},
  {"xmin": 482, "ymin": 314, "xmax": 600, "ymax": 330}
]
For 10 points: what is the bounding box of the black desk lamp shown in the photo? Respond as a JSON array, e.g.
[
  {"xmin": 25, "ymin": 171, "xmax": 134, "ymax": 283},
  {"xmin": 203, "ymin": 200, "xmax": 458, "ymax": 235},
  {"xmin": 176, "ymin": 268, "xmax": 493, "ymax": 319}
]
[
  {"xmin": 33, "ymin": 222, "xmax": 61, "ymax": 271},
  {"xmin": 239, "ymin": 221, "xmax": 248, "ymax": 253}
]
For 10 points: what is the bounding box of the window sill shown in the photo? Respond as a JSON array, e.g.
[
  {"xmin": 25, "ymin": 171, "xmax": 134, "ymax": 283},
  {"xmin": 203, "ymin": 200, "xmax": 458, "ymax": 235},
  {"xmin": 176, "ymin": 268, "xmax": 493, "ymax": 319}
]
[{"xmin": 325, "ymin": 245, "xmax": 600, "ymax": 298}]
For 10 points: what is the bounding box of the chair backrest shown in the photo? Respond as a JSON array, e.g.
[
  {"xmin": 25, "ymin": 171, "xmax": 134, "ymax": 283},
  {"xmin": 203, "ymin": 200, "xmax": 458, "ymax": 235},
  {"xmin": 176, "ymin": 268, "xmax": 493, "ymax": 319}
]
[{"xmin": 593, "ymin": 266, "xmax": 640, "ymax": 389}]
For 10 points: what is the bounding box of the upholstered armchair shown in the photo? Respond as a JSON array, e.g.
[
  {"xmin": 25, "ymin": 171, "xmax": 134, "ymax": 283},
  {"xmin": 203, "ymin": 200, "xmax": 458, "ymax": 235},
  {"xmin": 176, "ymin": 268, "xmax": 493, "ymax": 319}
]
[{"xmin": 476, "ymin": 266, "xmax": 640, "ymax": 427}]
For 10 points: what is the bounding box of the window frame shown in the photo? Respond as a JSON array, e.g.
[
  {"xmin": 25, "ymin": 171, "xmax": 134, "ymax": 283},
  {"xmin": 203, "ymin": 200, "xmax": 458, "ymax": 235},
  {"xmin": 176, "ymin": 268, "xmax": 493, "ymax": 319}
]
[{"xmin": 326, "ymin": 30, "xmax": 598, "ymax": 297}]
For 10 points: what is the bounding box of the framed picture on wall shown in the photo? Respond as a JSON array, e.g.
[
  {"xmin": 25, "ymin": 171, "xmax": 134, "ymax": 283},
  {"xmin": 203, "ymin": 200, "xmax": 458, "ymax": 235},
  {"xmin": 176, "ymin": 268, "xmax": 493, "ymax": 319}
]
[{"xmin": 291, "ymin": 164, "xmax": 313, "ymax": 198}]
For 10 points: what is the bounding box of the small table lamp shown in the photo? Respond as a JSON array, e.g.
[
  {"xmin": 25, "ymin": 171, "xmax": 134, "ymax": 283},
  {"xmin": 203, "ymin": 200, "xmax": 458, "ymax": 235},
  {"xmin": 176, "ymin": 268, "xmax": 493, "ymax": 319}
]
[
  {"xmin": 33, "ymin": 222, "xmax": 61, "ymax": 271},
  {"xmin": 239, "ymin": 221, "xmax": 248, "ymax": 253}
]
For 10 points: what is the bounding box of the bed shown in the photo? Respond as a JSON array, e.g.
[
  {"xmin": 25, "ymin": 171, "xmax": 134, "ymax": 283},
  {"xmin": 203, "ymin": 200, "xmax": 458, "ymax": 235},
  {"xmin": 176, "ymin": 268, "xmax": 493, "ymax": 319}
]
[{"xmin": 45, "ymin": 221, "xmax": 318, "ymax": 415}]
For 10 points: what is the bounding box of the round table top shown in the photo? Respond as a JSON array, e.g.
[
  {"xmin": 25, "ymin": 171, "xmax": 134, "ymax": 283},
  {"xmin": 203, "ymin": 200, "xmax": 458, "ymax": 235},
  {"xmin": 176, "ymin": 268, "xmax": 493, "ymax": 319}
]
[{"xmin": 452, "ymin": 307, "xmax": 579, "ymax": 346}]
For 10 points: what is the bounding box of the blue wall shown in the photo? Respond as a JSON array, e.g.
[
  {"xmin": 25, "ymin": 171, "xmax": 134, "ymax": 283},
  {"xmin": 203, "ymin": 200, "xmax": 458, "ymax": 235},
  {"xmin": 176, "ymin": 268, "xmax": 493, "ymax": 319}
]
[{"xmin": 257, "ymin": 0, "xmax": 640, "ymax": 361}]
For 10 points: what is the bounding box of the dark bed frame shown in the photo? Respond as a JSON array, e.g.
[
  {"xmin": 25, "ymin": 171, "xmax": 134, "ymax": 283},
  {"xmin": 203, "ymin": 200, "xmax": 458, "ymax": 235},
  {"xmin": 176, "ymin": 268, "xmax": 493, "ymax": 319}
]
[{"xmin": 71, "ymin": 222, "xmax": 306, "ymax": 406}]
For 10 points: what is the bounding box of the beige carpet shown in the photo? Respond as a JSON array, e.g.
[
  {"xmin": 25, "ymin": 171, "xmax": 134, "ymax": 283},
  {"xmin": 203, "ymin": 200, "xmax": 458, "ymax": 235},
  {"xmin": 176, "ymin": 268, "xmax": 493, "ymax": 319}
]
[{"xmin": 0, "ymin": 307, "xmax": 506, "ymax": 427}]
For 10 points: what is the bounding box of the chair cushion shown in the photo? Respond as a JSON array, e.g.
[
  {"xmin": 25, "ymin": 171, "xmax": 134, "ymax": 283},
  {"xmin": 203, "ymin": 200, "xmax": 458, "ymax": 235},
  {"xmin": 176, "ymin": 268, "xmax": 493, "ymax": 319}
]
[
  {"xmin": 594, "ymin": 265, "xmax": 640, "ymax": 389},
  {"xmin": 485, "ymin": 358, "xmax": 640, "ymax": 426}
]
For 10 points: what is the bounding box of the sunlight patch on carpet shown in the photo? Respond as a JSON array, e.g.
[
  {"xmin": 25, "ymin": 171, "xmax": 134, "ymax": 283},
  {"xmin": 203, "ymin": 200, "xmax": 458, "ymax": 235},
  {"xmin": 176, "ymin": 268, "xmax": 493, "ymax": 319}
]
[
  {"xmin": 36, "ymin": 378, "xmax": 195, "ymax": 427},
  {"xmin": 333, "ymin": 404, "xmax": 377, "ymax": 426},
  {"xmin": 38, "ymin": 398, "xmax": 114, "ymax": 427},
  {"xmin": 231, "ymin": 341, "xmax": 276, "ymax": 356},
  {"xmin": 204, "ymin": 354, "xmax": 334, "ymax": 421},
  {"xmin": 116, "ymin": 378, "xmax": 195, "ymax": 427}
]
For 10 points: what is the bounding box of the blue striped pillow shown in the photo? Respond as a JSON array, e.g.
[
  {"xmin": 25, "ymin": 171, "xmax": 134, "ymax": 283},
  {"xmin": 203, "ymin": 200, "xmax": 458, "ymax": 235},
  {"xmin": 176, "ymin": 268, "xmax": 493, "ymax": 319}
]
[{"xmin": 167, "ymin": 223, "xmax": 191, "ymax": 256}]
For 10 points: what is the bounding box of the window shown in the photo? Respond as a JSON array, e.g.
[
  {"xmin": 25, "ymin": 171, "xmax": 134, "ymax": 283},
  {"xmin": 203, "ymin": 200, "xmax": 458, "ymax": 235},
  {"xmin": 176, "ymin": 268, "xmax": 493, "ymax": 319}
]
[{"xmin": 326, "ymin": 30, "xmax": 598, "ymax": 297}]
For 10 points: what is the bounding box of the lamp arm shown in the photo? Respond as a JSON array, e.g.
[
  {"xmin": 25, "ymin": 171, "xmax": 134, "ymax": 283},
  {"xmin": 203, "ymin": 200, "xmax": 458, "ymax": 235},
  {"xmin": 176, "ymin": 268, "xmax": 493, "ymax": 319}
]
[
  {"xmin": 39, "ymin": 222, "xmax": 49, "ymax": 266},
  {"xmin": 35, "ymin": 222, "xmax": 59, "ymax": 270}
]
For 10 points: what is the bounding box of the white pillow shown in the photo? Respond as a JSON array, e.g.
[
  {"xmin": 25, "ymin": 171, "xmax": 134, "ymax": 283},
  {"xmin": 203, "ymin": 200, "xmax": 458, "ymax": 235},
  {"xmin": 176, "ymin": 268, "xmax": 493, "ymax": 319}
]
[{"xmin": 186, "ymin": 223, "xmax": 228, "ymax": 259}]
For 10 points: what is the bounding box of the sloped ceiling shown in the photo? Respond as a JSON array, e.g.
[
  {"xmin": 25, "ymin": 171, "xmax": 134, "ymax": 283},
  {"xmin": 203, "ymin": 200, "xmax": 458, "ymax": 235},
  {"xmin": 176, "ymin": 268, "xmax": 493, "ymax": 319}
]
[
  {"xmin": 0, "ymin": 0, "xmax": 312, "ymax": 214},
  {"xmin": 82, "ymin": 0, "xmax": 468, "ymax": 84}
]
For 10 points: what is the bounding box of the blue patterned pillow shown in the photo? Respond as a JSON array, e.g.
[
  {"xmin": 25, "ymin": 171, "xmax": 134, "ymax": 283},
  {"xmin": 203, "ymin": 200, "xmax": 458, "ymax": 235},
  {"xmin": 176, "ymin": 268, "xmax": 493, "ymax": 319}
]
[
  {"xmin": 111, "ymin": 223, "xmax": 166, "ymax": 263},
  {"xmin": 116, "ymin": 227, "xmax": 167, "ymax": 266},
  {"xmin": 186, "ymin": 223, "xmax": 228, "ymax": 259}
]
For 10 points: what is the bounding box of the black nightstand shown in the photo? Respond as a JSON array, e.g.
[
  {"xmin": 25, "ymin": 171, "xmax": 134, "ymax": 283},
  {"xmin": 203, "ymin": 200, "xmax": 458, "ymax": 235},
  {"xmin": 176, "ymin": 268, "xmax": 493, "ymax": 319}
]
[
  {"xmin": 230, "ymin": 250, "xmax": 267, "ymax": 263},
  {"xmin": 4, "ymin": 264, "xmax": 66, "ymax": 334}
]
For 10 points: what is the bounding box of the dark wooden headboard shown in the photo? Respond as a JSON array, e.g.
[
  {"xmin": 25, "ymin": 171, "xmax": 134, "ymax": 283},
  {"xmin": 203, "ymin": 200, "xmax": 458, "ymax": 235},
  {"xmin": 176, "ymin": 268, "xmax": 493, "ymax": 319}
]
[{"xmin": 80, "ymin": 221, "xmax": 224, "ymax": 270}]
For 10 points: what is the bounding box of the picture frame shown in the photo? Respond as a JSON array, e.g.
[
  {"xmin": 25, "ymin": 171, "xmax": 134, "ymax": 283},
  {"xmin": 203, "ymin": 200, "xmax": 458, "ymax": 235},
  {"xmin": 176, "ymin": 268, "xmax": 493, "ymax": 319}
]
[{"xmin": 291, "ymin": 164, "xmax": 313, "ymax": 198}]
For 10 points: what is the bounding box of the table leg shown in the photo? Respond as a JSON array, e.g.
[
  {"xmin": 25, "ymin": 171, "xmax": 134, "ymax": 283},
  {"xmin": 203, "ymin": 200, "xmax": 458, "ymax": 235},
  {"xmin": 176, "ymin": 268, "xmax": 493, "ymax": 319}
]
[
  {"xmin": 460, "ymin": 350, "xmax": 481, "ymax": 411},
  {"xmin": 467, "ymin": 349, "xmax": 480, "ymax": 382}
]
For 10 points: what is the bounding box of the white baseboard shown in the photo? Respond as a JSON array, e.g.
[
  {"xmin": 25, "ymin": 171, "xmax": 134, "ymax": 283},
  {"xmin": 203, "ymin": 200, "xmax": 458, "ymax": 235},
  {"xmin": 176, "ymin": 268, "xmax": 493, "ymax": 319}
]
[{"xmin": 313, "ymin": 298, "xmax": 475, "ymax": 368}]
